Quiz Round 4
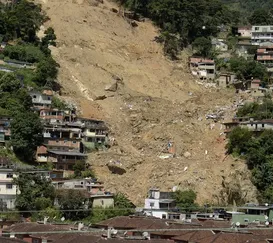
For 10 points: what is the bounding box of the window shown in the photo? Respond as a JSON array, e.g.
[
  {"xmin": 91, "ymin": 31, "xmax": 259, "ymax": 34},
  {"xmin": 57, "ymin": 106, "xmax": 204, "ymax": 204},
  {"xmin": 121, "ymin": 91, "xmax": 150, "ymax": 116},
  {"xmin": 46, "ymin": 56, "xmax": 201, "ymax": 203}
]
[
  {"xmin": 48, "ymin": 96, "xmax": 51, "ymax": 100},
  {"xmin": 244, "ymin": 218, "xmax": 249, "ymax": 222},
  {"xmin": 72, "ymin": 141, "xmax": 77, "ymax": 144},
  {"xmin": 6, "ymin": 184, "xmax": 12, "ymax": 189},
  {"xmin": 33, "ymin": 95, "xmax": 37, "ymax": 99},
  {"xmin": 150, "ymin": 202, "xmax": 154, "ymax": 207},
  {"xmin": 255, "ymin": 27, "xmax": 259, "ymax": 31},
  {"xmin": 33, "ymin": 239, "xmax": 39, "ymax": 243},
  {"xmin": 6, "ymin": 173, "xmax": 13, "ymax": 178},
  {"xmin": 162, "ymin": 214, "xmax": 167, "ymax": 219}
]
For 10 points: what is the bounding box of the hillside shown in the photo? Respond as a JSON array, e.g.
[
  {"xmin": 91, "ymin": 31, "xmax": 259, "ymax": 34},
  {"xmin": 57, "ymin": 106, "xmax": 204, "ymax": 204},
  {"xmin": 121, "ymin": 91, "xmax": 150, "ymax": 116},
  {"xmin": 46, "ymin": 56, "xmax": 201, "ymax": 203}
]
[{"xmin": 34, "ymin": 0, "xmax": 257, "ymax": 206}]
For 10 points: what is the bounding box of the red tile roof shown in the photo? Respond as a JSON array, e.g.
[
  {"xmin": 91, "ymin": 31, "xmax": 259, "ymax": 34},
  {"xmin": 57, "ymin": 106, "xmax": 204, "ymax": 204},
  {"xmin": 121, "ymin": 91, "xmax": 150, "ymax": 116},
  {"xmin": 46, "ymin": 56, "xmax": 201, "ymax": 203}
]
[
  {"xmin": 36, "ymin": 145, "xmax": 47, "ymax": 154},
  {"xmin": 42, "ymin": 90, "xmax": 53, "ymax": 96},
  {"xmin": 0, "ymin": 237, "xmax": 27, "ymax": 243}
]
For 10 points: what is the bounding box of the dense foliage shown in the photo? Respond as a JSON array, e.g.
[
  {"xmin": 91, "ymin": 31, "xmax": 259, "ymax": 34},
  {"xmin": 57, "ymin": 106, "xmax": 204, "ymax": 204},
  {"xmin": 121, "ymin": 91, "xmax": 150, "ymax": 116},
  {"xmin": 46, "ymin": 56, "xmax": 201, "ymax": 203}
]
[
  {"xmin": 237, "ymin": 99, "xmax": 273, "ymax": 120},
  {"xmin": 228, "ymin": 57, "xmax": 268, "ymax": 82},
  {"xmin": 0, "ymin": 0, "xmax": 45, "ymax": 42},
  {"xmin": 118, "ymin": 0, "xmax": 238, "ymax": 58},
  {"xmin": 227, "ymin": 128, "xmax": 273, "ymax": 202},
  {"xmin": 0, "ymin": 73, "xmax": 43, "ymax": 160},
  {"xmin": 14, "ymin": 173, "xmax": 55, "ymax": 214},
  {"xmin": 172, "ymin": 189, "xmax": 198, "ymax": 211},
  {"xmin": 56, "ymin": 189, "xmax": 90, "ymax": 220}
]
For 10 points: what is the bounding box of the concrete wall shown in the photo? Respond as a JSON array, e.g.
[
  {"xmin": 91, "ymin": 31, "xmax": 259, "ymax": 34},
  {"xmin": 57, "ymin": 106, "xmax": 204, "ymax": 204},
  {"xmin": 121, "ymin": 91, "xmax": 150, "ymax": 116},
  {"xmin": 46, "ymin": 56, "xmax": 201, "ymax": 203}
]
[
  {"xmin": 92, "ymin": 197, "xmax": 114, "ymax": 208},
  {"xmin": 144, "ymin": 198, "xmax": 160, "ymax": 209}
]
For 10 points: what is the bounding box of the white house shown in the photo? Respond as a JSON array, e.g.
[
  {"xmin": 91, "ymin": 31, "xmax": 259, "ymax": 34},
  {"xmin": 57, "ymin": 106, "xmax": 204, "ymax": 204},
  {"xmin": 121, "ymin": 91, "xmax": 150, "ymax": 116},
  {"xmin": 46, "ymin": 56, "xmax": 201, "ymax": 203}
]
[
  {"xmin": 251, "ymin": 26, "xmax": 273, "ymax": 45},
  {"xmin": 29, "ymin": 90, "xmax": 53, "ymax": 110},
  {"xmin": 0, "ymin": 166, "xmax": 17, "ymax": 209},
  {"xmin": 143, "ymin": 188, "xmax": 177, "ymax": 219},
  {"xmin": 0, "ymin": 159, "xmax": 50, "ymax": 209},
  {"xmin": 240, "ymin": 119, "xmax": 273, "ymax": 131}
]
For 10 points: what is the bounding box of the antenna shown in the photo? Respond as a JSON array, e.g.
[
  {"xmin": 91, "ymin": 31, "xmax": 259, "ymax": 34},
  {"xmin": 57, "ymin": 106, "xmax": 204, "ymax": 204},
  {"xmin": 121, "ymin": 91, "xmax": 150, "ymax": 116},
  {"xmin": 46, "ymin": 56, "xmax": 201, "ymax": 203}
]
[{"xmin": 265, "ymin": 221, "xmax": 269, "ymax": 226}]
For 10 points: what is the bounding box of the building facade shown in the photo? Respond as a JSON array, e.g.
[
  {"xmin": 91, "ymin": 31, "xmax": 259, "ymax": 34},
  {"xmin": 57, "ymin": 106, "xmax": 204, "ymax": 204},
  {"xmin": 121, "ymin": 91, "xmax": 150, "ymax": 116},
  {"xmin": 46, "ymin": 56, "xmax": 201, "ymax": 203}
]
[
  {"xmin": 143, "ymin": 188, "xmax": 176, "ymax": 219},
  {"xmin": 251, "ymin": 26, "xmax": 273, "ymax": 45}
]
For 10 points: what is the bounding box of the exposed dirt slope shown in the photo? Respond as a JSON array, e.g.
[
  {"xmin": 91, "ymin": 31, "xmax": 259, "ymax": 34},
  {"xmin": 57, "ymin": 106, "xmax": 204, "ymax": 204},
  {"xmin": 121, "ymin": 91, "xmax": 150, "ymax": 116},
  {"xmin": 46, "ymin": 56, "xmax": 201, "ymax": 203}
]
[{"xmin": 35, "ymin": 0, "xmax": 257, "ymax": 205}]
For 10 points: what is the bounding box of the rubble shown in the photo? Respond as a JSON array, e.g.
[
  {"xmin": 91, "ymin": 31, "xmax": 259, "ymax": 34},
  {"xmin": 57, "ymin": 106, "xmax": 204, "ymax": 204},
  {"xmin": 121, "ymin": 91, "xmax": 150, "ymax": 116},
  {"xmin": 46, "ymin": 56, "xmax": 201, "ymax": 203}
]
[{"xmin": 105, "ymin": 81, "xmax": 118, "ymax": 92}]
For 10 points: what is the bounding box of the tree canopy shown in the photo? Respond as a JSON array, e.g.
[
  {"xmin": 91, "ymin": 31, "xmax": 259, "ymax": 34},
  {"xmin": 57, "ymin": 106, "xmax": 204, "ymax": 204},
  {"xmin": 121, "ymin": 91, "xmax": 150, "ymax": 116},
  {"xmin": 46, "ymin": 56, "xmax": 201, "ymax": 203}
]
[
  {"xmin": 13, "ymin": 173, "xmax": 55, "ymax": 213},
  {"xmin": 172, "ymin": 189, "xmax": 198, "ymax": 211}
]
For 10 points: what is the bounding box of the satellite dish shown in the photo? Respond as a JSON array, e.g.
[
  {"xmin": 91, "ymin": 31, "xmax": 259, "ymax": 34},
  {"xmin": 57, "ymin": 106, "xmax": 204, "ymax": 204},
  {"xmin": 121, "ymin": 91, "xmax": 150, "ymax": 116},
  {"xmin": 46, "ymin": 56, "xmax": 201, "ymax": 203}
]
[
  {"xmin": 265, "ymin": 221, "xmax": 269, "ymax": 226},
  {"xmin": 235, "ymin": 222, "xmax": 240, "ymax": 227},
  {"xmin": 265, "ymin": 203, "xmax": 269, "ymax": 206},
  {"xmin": 61, "ymin": 217, "xmax": 65, "ymax": 222},
  {"xmin": 111, "ymin": 229, "xmax": 118, "ymax": 235},
  {"xmin": 265, "ymin": 215, "xmax": 269, "ymax": 220},
  {"xmin": 143, "ymin": 232, "xmax": 149, "ymax": 238}
]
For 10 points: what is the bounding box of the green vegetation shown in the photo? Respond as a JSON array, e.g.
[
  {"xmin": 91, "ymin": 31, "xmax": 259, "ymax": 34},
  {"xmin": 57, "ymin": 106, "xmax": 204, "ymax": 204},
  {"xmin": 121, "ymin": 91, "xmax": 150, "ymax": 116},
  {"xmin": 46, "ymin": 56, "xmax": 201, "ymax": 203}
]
[
  {"xmin": 229, "ymin": 57, "xmax": 268, "ymax": 82},
  {"xmin": 13, "ymin": 173, "xmax": 55, "ymax": 214},
  {"xmin": 172, "ymin": 189, "xmax": 199, "ymax": 212},
  {"xmin": 227, "ymin": 128, "xmax": 273, "ymax": 202},
  {"xmin": 237, "ymin": 99, "xmax": 273, "ymax": 120},
  {"xmin": 56, "ymin": 189, "xmax": 90, "ymax": 220},
  {"xmin": 118, "ymin": 0, "xmax": 238, "ymax": 59},
  {"xmin": 0, "ymin": 0, "xmax": 45, "ymax": 42},
  {"xmin": 192, "ymin": 37, "xmax": 212, "ymax": 57},
  {"xmin": 51, "ymin": 96, "xmax": 68, "ymax": 110},
  {"xmin": 10, "ymin": 111, "xmax": 43, "ymax": 161},
  {"xmin": 14, "ymin": 172, "xmax": 134, "ymax": 222},
  {"xmin": 88, "ymin": 192, "xmax": 135, "ymax": 224},
  {"xmin": 0, "ymin": 0, "xmax": 60, "ymax": 161},
  {"xmin": 3, "ymin": 44, "xmax": 44, "ymax": 63},
  {"xmin": 0, "ymin": 73, "xmax": 43, "ymax": 161}
]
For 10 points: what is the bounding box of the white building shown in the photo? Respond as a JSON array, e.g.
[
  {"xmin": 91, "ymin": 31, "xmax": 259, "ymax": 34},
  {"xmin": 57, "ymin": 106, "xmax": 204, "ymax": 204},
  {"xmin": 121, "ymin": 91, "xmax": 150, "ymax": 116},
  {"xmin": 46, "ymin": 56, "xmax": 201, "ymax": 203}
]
[
  {"xmin": 0, "ymin": 166, "xmax": 17, "ymax": 209},
  {"xmin": 240, "ymin": 119, "xmax": 273, "ymax": 131},
  {"xmin": 143, "ymin": 188, "xmax": 178, "ymax": 219},
  {"xmin": 238, "ymin": 26, "xmax": 252, "ymax": 38},
  {"xmin": 29, "ymin": 90, "xmax": 53, "ymax": 110},
  {"xmin": 0, "ymin": 160, "xmax": 50, "ymax": 209},
  {"xmin": 251, "ymin": 26, "xmax": 273, "ymax": 45}
]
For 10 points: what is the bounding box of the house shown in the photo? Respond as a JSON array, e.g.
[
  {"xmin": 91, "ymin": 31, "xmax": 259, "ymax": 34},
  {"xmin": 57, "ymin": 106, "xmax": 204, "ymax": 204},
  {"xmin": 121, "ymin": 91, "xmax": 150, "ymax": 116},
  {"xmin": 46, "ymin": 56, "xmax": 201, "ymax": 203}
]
[
  {"xmin": 230, "ymin": 204, "xmax": 273, "ymax": 227},
  {"xmin": 0, "ymin": 159, "xmax": 50, "ymax": 209},
  {"xmin": 52, "ymin": 178, "xmax": 114, "ymax": 208},
  {"xmin": 0, "ymin": 161, "xmax": 17, "ymax": 209},
  {"xmin": 257, "ymin": 46, "xmax": 273, "ymax": 66},
  {"xmin": 251, "ymin": 26, "xmax": 273, "ymax": 45},
  {"xmin": 80, "ymin": 118, "xmax": 109, "ymax": 151},
  {"xmin": 0, "ymin": 238, "xmax": 27, "ymax": 243},
  {"xmin": 223, "ymin": 118, "xmax": 273, "ymax": 134},
  {"xmin": 217, "ymin": 73, "xmax": 236, "ymax": 88},
  {"xmin": 189, "ymin": 57, "xmax": 216, "ymax": 80},
  {"xmin": 29, "ymin": 90, "xmax": 53, "ymax": 110},
  {"xmin": 2, "ymin": 221, "xmax": 174, "ymax": 243},
  {"xmin": 47, "ymin": 150, "xmax": 87, "ymax": 170},
  {"xmin": 251, "ymin": 79, "xmax": 261, "ymax": 89},
  {"xmin": 211, "ymin": 38, "xmax": 228, "ymax": 52},
  {"xmin": 143, "ymin": 188, "xmax": 177, "ymax": 219},
  {"xmin": 238, "ymin": 26, "xmax": 252, "ymax": 38}
]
